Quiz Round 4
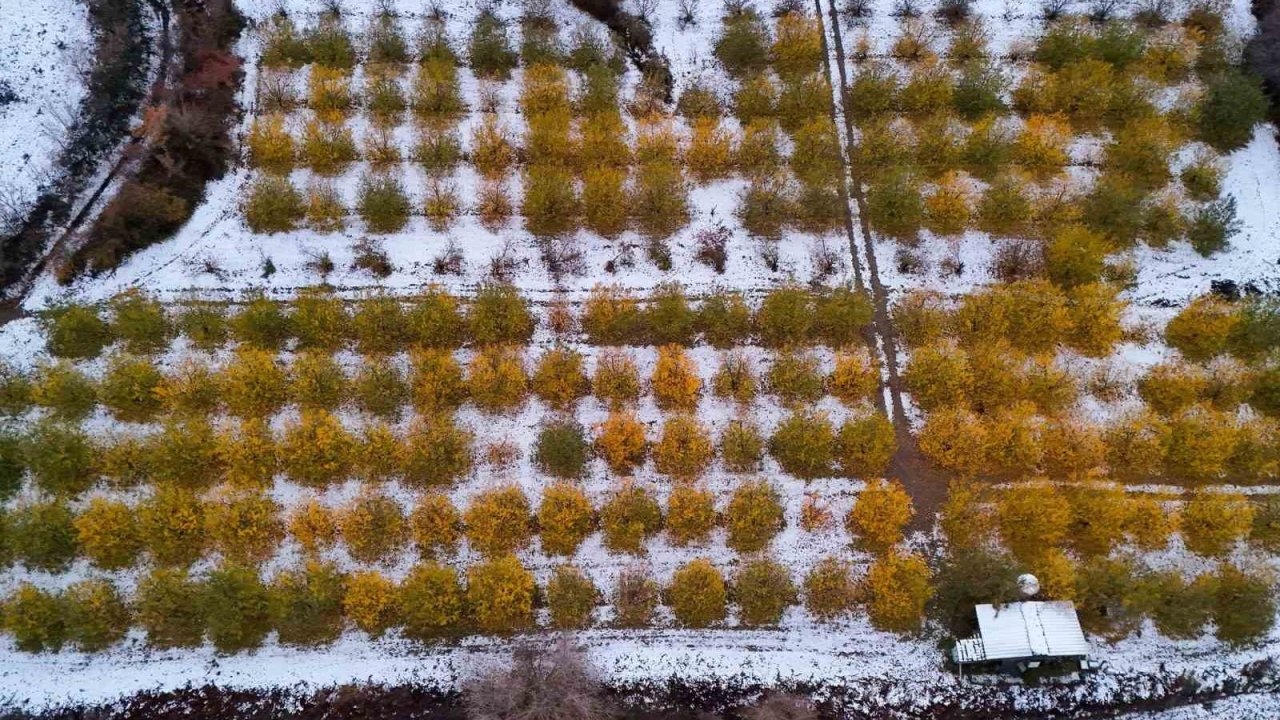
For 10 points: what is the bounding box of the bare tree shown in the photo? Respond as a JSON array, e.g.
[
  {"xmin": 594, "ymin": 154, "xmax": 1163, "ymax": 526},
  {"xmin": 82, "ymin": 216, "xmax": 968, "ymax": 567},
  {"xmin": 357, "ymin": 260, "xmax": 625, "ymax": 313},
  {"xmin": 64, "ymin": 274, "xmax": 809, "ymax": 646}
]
[{"xmin": 465, "ymin": 640, "xmax": 617, "ymax": 720}]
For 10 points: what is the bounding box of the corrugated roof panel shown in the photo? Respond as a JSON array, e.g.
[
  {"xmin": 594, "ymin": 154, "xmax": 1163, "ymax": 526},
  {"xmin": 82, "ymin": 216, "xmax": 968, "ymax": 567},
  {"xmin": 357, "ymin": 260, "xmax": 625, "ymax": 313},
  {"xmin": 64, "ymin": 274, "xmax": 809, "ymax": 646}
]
[{"xmin": 974, "ymin": 601, "xmax": 1089, "ymax": 661}]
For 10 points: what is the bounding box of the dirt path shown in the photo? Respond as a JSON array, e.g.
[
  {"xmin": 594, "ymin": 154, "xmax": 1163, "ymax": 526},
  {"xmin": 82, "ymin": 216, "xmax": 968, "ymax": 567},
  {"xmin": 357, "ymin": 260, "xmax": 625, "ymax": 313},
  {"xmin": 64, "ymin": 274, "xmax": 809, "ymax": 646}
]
[{"xmin": 814, "ymin": 0, "xmax": 949, "ymax": 530}]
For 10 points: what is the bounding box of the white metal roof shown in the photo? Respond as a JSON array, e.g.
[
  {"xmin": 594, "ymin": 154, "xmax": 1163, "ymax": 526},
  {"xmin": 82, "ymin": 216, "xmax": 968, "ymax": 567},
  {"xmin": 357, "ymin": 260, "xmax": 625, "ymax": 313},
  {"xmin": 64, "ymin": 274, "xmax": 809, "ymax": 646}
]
[{"xmin": 970, "ymin": 601, "xmax": 1090, "ymax": 662}]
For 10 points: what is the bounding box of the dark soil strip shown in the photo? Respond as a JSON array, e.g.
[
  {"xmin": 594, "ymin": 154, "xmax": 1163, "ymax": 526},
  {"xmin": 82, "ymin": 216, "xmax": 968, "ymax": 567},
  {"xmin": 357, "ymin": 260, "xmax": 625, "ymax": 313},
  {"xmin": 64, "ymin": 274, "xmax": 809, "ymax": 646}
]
[
  {"xmin": 1, "ymin": 657, "xmax": 1276, "ymax": 720},
  {"xmin": 0, "ymin": 0, "xmax": 156, "ymax": 297},
  {"xmin": 819, "ymin": 2, "xmax": 949, "ymax": 529}
]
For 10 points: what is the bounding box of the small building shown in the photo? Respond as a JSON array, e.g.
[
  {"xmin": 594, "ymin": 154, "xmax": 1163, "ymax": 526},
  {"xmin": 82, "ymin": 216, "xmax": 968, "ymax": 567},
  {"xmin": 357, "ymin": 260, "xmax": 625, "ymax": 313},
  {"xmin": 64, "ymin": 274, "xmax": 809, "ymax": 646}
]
[{"xmin": 952, "ymin": 600, "xmax": 1092, "ymax": 676}]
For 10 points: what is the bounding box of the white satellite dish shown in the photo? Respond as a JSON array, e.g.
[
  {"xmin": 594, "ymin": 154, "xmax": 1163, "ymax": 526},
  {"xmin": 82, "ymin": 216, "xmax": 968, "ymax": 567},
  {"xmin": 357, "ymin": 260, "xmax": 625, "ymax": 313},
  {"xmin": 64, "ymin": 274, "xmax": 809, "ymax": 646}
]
[{"xmin": 1017, "ymin": 573, "xmax": 1041, "ymax": 597}]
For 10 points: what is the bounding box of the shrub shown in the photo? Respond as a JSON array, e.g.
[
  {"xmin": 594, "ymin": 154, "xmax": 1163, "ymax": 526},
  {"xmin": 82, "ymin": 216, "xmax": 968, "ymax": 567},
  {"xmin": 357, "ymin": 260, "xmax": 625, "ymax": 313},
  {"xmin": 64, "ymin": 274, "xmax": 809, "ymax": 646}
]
[
  {"xmin": 770, "ymin": 411, "xmax": 836, "ymax": 479},
  {"xmin": 595, "ymin": 411, "xmax": 647, "ymax": 475},
  {"xmin": 470, "ymin": 283, "xmax": 536, "ymax": 346},
  {"xmin": 660, "ymin": 484, "xmax": 715, "ymax": 546},
  {"xmin": 532, "ymin": 420, "xmax": 590, "ymax": 479},
  {"xmin": 157, "ymin": 359, "xmax": 220, "ymax": 416},
  {"xmin": 668, "ymin": 558, "xmax": 727, "ymax": 627},
  {"xmin": 245, "ymin": 175, "xmax": 304, "ymax": 233},
  {"xmin": 354, "ymin": 173, "xmax": 411, "ymax": 233},
  {"xmin": 845, "ymin": 479, "xmax": 913, "ymax": 553},
  {"xmin": 30, "ymin": 362, "xmax": 96, "ymax": 420},
  {"xmin": 1166, "ymin": 295, "xmax": 1237, "ymax": 362},
  {"xmin": 1000, "ymin": 280, "xmax": 1069, "ymax": 356},
  {"xmin": 902, "ymin": 340, "xmax": 972, "ymax": 411},
  {"xmin": 26, "ymin": 421, "xmax": 96, "ymax": 500},
  {"xmin": 212, "ymin": 418, "xmax": 275, "ymax": 490},
  {"xmin": 598, "ymin": 481, "xmax": 661, "ymax": 555},
  {"xmin": 917, "ymin": 407, "xmax": 987, "ymax": 476},
  {"xmin": 1212, "ymin": 564, "xmax": 1276, "ymax": 645},
  {"xmin": 923, "ymin": 172, "xmax": 972, "ymax": 236},
  {"xmin": 1124, "ymin": 493, "xmax": 1177, "ymax": 552},
  {"xmin": 203, "ymin": 564, "xmax": 272, "ymax": 652},
  {"xmin": 12, "ymin": 501, "xmax": 77, "ymax": 571},
  {"xmin": 712, "ymin": 420, "xmax": 761, "ymax": 475},
  {"xmin": 1044, "ymin": 223, "xmax": 1109, "ymax": 289},
  {"xmin": 732, "ymin": 557, "xmax": 796, "ymax": 627},
  {"xmin": 229, "ymin": 296, "xmax": 290, "ymax": 351},
  {"xmin": 817, "ymin": 288, "xmax": 875, "ymax": 348},
  {"xmin": 632, "ymin": 162, "xmax": 690, "ymax": 239},
  {"xmin": 403, "ymin": 494, "xmax": 461, "ymax": 561},
  {"xmin": 725, "ymin": 480, "xmax": 785, "ymax": 553},
  {"xmin": 693, "ymin": 290, "xmax": 752, "ymax": 349},
  {"xmin": 465, "ymin": 486, "xmax": 533, "ymax": 557},
  {"xmin": 290, "ymin": 291, "xmax": 347, "ymax": 351},
  {"xmin": 1040, "ymin": 416, "xmax": 1106, "ymax": 479},
  {"xmin": 106, "ymin": 291, "xmax": 170, "ymax": 354},
  {"xmin": 997, "ymin": 481, "xmax": 1070, "ymax": 562},
  {"xmin": 836, "ymin": 410, "xmax": 897, "ymax": 479},
  {"xmin": 0, "ymin": 363, "xmax": 32, "ymax": 417},
  {"xmin": 409, "ymin": 349, "xmax": 467, "ymax": 414},
  {"xmin": 1187, "ymin": 197, "xmax": 1242, "ymax": 257},
  {"xmin": 396, "ymin": 562, "xmax": 465, "ymax": 641},
  {"xmin": 470, "ymin": 116, "xmax": 516, "ymax": 179},
  {"xmin": 1139, "ymin": 362, "xmax": 1208, "ymax": 416},
  {"xmin": 593, "ymin": 349, "xmax": 642, "ymax": 407},
  {"xmin": 712, "ymin": 351, "xmax": 757, "ymax": 405},
  {"xmin": 581, "ymin": 167, "xmax": 629, "ymax": 237},
  {"xmin": 766, "ymin": 351, "xmax": 825, "ymax": 406},
  {"xmin": 1166, "ymin": 405, "xmax": 1238, "ymax": 483},
  {"xmin": 179, "ymin": 301, "xmax": 229, "ymax": 348},
  {"xmin": 546, "ymin": 565, "xmax": 598, "ymax": 629},
  {"xmin": 466, "ymin": 554, "xmax": 536, "ymax": 634},
  {"xmin": 641, "ymin": 284, "xmax": 695, "ymax": 347},
  {"xmin": 99, "ymin": 355, "xmax": 164, "ymax": 422},
  {"xmin": 221, "ymin": 349, "xmax": 289, "ymax": 419},
  {"xmin": 288, "ymin": 497, "xmax": 337, "ymax": 556},
  {"xmin": 280, "ymin": 410, "xmax": 355, "ymax": 487},
  {"xmin": 686, "ymin": 118, "xmax": 735, "ymax": 183},
  {"xmin": 1064, "ymin": 482, "xmax": 1129, "ymax": 558},
  {"xmin": 893, "ymin": 291, "xmax": 948, "ymax": 349},
  {"xmin": 269, "ymin": 562, "xmax": 346, "ymax": 648},
  {"xmin": 1181, "ymin": 157, "xmax": 1223, "ymax": 202},
  {"xmin": 139, "ymin": 487, "xmax": 206, "ymax": 566},
  {"xmin": 206, "ymin": 490, "xmax": 284, "ymax": 565},
  {"xmin": 358, "ymin": 424, "xmax": 402, "ymax": 484},
  {"xmin": 653, "ymin": 414, "xmax": 714, "ymax": 480},
  {"xmin": 288, "ymin": 351, "xmax": 347, "ymax": 411},
  {"xmin": 758, "ymin": 286, "xmax": 814, "ymax": 348},
  {"xmin": 43, "ymin": 304, "xmax": 111, "ymax": 359},
  {"xmin": 469, "ymin": 10, "xmax": 518, "ymax": 78},
  {"xmin": 75, "ymin": 498, "xmax": 142, "ymax": 570},
  {"xmin": 349, "ymin": 359, "xmax": 407, "ymax": 420},
  {"xmin": 537, "ymin": 482, "xmax": 594, "ymax": 557},
  {"xmin": 412, "ymin": 59, "xmax": 465, "ymax": 116},
  {"xmin": 736, "ymin": 119, "xmax": 784, "ymax": 176},
  {"xmin": 467, "ymin": 345, "xmax": 528, "ymax": 413},
  {"xmin": 351, "ymin": 295, "xmax": 409, "ymax": 356},
  {"xmin": 300, "ymin": 119, "xmax": 357, "ymax": 174},
  {"xmin": 829, "ymin": 347, "xmax": 878, "ymax": 404},
  {"xmin": 1066, "ymin": 282, "xmax": 1126, "ymax": 357},
  {"xmin": 136, "ymin": 568, "xmax": 204, "ymax": 648},
  {"xmin": 1195, "ymin": 70, "xmax": 1268, "ymax": 152},
  {"xmin": 3, "ymin": 584, "xmax": 66, "ymax": 652},
  {"xmin": 582, "ymin": 285, "xmax": 643, "ymax": 345},
  {"xmin": 1181, "ymin": 489, "xmax": 1253, "ymax": 557},
  {"xmin": 520, "ymin": 348, "xmax": 589, "ymax": 413},
  {"xmin": 344, "ymin": 570, "xmax": 399, "ymax": 637},
  {"xmin": 865, "ymin": 170, "xmax": 924, "ymax": 242},
  {"xmin": 716, "ymin": 8, "xmax": 770, "ymax": 77},
  {"xmin": 652, "ymin": 344, "xmax": 702, "ymax": 411},
  {"xmin": 863, "ymin": 549, "xmax": 933, "ymax": 633},
  {"xmin": 738, "ymin": 174, "xmax": 794, "ymax": 240},
  {"xmin": 604, "ymin": 565, "xmax": 658, "ymax": 628},
  {"xmin": 340, "ymin": 490, "xmax": 407, "ymax": 564},
  {"xmin": 804, "ymin": 557, "xmax": 858, "ymax": 622},
  {"xmin": 523, "ymin": 164, "xmax": 579, "ymax": 237},
  {"xmin": 400, "ymin": 415, "xmax": 474, "ymax": 487}
]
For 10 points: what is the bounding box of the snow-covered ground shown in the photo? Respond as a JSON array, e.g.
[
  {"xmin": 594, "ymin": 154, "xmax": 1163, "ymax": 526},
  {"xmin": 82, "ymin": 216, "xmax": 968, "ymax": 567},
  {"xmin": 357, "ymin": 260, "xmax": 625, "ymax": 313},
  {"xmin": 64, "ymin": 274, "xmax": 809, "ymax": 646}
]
[
  {"xmin": 0, "ymin": 0, "xmax": 90, "ymax": 231},
  {"xmin": 1, "ymin": 0, "xmax": 1280, "ymax": 713}
]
